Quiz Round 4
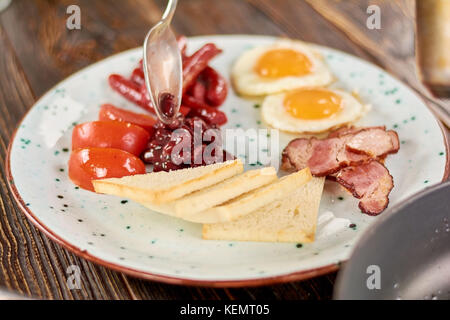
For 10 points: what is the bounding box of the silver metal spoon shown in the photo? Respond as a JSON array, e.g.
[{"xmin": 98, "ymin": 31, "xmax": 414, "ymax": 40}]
[{"xmin": 143, "ymin": 0, "xmax": 182, "ymax": 124}]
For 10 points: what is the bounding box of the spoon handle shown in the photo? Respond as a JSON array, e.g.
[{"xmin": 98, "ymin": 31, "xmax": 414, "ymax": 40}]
[{"xmin": 162, "ymin": 0, "xmax": 178, "ymax": 23}]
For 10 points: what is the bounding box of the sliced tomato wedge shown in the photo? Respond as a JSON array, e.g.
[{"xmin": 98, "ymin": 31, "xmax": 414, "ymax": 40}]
[
  {"xmin": 68, "ymin": 148, "xmax": 146, "ymax": 192},
  {"xmin": 72, "ymin": 121, "xmax": 150, "ymax": 156},
  {"xmin": 99, "ymin": 104, "xmax": 157, "ymax": 135}
]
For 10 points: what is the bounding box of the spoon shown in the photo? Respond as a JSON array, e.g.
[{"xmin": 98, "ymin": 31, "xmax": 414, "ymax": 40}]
[{"xmin": 143, "ymin": 0, "xmax": 182, "ymax": 124}]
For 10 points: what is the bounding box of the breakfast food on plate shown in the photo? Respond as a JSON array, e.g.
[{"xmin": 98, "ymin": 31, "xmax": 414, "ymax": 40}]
[
  {"xmin": 68, "ymin": 148, "xmax": 146, "ymax": 192},
  {"xmin": 231, "ymin": 38, "xmax": 397, "ymax": 215},
  {"xmin": 94, "ymin": 164, "xmax": 311, "ymax": 224},
  {"xmin": 94, "ymin": 162, "xmax": 315, "ymax": 242},
  {"xmin": 68, "ymin": 117, "xmax": 151, "ymax": 191},
  {"xmin": 282, "ymin": 126, "xmax": 399, "ymax": 176},
  {"xmin": 232, "ymin": 39, "xmax": 370, "ymax": 134},
  {"xmin": 68, "ymin": 37, "xmax": 233, "ymax": 191},
  {"xmin": 203, "ymin": 177, "xmax": 325, "ymax": 243},
  {"xmin": 98, "ymin": 104, "xmax": 157, "ymax": 134},
  {"xmin": 232, "ymin": 39, "xmax": 333, "ymax": 96},
  {"xmin": 72, "ymin": 121, "xmax": 151, "ymax": 156},
  {"xmin": 141, "ymin": 167, "xmax": 277, "ymax": 218},
  {"xmin": 108, "ymin": 37, "xmax": 231, "ymax": 173},
  {"xmin": 141, "ymin": 115, "xmax": 233, "ymax": 173},
  {"xmin": 261, "ymin": 87, "xmax": 370, "ymax": 133},
  {"xmin": 282, "ymin": 126, "xmax": 399, "ymax": 215},
  {"xmin": 93, "ymin": 159, "xmax": 243, "ymax": 204},
  {"xmin": 329, "ymin": 160, "xmax": 393, "ymax": 215},
  {"xmin": 108, "ymin": 39, "xmax": 228, "ymax": 126},
  {"xmin": 68, "ymin": 34, "xmax": 399, "ymax": 249},
  {"xmin": 185, "ymin": 168, "xmax": 311, "ymax": 223}
]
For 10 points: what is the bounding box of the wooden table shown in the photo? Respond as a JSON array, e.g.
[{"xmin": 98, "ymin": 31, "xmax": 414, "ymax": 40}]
[{"xmin": 0, "ymin": 0, "xmax": 448, "ymax": 300}]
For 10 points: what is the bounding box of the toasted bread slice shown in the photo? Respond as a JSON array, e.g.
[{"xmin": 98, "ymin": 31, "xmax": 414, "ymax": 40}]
[
  {"xmin": 185, "ymin": 168, "xmax": 312, "ymax": 223},
  {"xmin": 93, "ymin": 159, "xmax": 243, "ymax": 204},
  {"xmin": 202, "ymin": 177, "xmax": 325, "ymax": 243},
  {"xmin": 139, "ymin": 167, "xmax": 277, "ymax": 220}
]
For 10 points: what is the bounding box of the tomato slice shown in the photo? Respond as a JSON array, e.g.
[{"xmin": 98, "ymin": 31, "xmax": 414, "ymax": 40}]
[
  {"xmin": 99, "ymin": 104, "xmax": 157, "ymax": 135},
  {"xmin": 68, "ymin": 148, "xmax": 146, "ymax": 191},
  {"xmin": 72, "ymin": 121, "xmax": 150, "ymax": 156}
]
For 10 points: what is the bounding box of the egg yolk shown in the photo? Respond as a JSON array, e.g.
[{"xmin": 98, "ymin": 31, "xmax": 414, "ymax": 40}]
[
  {"xmin": 255, "ymin": 49, "xmax": 312, "ymax": 78},
  {"xmin": 284, "ymin": 89, "xmax": 343, "ymax": 120}
]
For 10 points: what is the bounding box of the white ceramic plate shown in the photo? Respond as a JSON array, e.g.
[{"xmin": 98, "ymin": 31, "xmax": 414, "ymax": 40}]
[{"xmin": 7, "ymin": 35, "xmax": 449, "ymax": 286}]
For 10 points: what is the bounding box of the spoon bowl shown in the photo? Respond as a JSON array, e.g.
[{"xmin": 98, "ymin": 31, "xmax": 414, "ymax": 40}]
[{"xmin": 143, "ymin": 0, "xmax": 182, "ymax": 124}]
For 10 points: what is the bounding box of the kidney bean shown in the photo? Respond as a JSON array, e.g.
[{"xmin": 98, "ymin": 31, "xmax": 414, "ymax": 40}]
[
  {"xmin": 161, "ymin": 161, "xmax": 183, "ymax": 172},
  {"xmin": 154, "ymin": 128, "xmax": 172, "ymax": 145},
  {"xmin": 152, "ymin": 161, "xmax": 164, "ymax": 172},
  {"xmin": 159, "ymin": 92, "xmax": 177, "ymax": 118},
  {"xmin": 142, "ymin": 142, "xmax": 163, "ymax": 164},
  {"xmin": 183, "ymin": 116, "xmax": 209, "ymax": 134}
]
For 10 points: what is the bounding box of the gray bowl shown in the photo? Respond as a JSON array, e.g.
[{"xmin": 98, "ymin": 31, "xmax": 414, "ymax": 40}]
[{"xmin": 334, "ymin": 181, "xmax": 450, "ymax": 300}]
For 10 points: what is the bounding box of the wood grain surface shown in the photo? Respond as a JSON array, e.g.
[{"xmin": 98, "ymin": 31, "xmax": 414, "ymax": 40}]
[{"xmin": 0, "ymin": 0, "xmax": 448, "ymax": 300}]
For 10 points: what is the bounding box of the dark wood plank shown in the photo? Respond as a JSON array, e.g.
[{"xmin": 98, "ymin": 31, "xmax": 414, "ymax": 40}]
[
  {"xmin": 123, "ymin": 273, "xmax": 336, "ymax": 300},
  {"xmin": 0, "ymin": 0, "xmax": 160, "ymax": 97},
  {"xmin": 156, "ymin": 0, "xmax": 285, "ymax": 37}
]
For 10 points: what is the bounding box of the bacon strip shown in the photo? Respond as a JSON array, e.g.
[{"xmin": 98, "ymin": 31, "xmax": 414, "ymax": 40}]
[
  {"xmin": 282, "ymin": 126, "xmax": 399, "ymax": 215},
  {"xmin": 345, "ymin": 127, "xmax": 400, "ymax": 158},
  {"xmin": 327, "ymin": 126, "xmax": 361, "ymax": 138},
  {"xmin": 307, "ymin": 137, "xmax": 369, "ymax": 176},
  {"xmin": 327, "ymin": 126, "xmax": 385, "ymax": 138},
  {"xmin": 281, "ymin": 137, "xmax": 315, "ymax": 172},
  {"xmin": 281, "ymin": 127, "xmax": 399, "ymax": 176},
  {"xmin": 333, "ymin": 160, "xmax": 394, "ymax": 215},
  {"xmin": 282, "ymin": 136, "xmax": 368, "ymax": 176}
]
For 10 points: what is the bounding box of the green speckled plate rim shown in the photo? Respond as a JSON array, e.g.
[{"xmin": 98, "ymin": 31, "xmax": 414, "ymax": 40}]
[{"xmin": 5, "ymin": 36, "xmax": 450, "ymax": 287}]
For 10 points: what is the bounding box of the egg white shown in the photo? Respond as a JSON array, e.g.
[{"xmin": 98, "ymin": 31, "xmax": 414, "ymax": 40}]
[
  {"xmin": 232, "ymin": 39, "xmax": 334, "ymax": 96},
  {"xmin": 261, "ymin": 88, "xmax": 370, "ymax": 133}
]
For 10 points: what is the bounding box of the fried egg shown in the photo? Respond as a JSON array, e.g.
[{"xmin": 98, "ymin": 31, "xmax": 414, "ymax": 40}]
[
  {"xmin": 261, "ymin": 88, "xmax": 370, "ymax": 133},
  {"xmin": 232, "ymin": 39, "xmax": 333, "ymax": 96}
]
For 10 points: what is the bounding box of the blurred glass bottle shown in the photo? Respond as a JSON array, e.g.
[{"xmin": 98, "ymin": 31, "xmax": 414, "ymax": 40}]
[
  {"xmin": 416, "ymin": 0, "xmax": 450, "ymax": 97},
  {"xmin": 0, "ymin": 0, "xmax": 11, "ymax": 12}
]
